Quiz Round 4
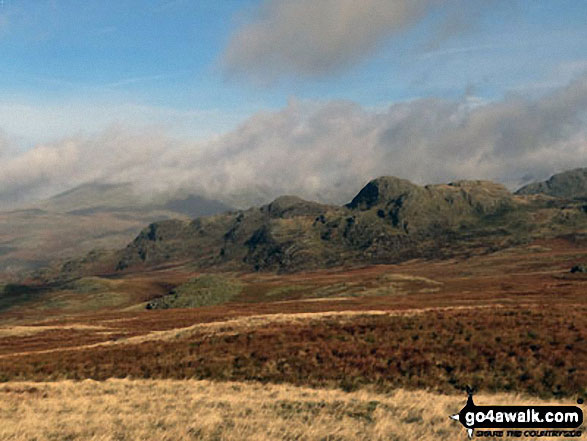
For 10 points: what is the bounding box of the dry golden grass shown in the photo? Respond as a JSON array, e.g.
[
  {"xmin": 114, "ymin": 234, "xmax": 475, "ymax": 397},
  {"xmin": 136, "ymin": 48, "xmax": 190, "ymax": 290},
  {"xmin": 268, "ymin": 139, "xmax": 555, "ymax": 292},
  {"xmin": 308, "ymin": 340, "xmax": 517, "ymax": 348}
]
[
  {"xmin": 0, "ymin": 324, "xmax": 107, "ymax": 338},
  {"xmin": 116, "ymin": 304, "xmax": 500, "ymax": 344},
  {"xmin": 0, "ymin": 379, "xmax": 583, "ymax": 441}
]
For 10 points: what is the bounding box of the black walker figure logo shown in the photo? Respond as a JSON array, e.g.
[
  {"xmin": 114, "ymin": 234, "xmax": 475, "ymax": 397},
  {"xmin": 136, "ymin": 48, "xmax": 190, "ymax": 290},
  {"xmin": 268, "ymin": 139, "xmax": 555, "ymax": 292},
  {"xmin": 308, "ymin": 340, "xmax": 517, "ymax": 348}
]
[{"xmin": 450, "ymin": 387, "xmax": 583, "ymax": 439}]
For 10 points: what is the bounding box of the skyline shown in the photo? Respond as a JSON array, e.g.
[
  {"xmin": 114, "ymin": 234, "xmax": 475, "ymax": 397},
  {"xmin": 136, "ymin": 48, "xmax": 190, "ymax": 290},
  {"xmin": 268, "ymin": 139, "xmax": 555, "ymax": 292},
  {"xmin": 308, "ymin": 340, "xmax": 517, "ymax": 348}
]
[{"xmin": 1, "ymin": 0, "xmax": 587, "ymax": 206}]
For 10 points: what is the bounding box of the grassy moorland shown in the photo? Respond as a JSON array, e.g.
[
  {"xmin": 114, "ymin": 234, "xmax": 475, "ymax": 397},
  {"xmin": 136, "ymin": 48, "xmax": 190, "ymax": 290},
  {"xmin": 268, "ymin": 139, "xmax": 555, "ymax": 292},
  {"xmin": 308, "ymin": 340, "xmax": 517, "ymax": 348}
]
[
  {"xmin": 0, "ymin": 306, "xmax": 584, "ymax": 398},
  {"xmin": 0, "ymin": 379, "xmax": 584, "ymax": 441},
  {"xmin": 0, "ymin": 238, "xmax": 585, "ymax": 439}
]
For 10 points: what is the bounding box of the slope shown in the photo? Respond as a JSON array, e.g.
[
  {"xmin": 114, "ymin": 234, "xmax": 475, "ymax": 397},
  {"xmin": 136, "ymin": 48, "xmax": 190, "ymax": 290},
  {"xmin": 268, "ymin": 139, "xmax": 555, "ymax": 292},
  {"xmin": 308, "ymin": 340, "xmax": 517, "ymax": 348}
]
[{"xmin": 62, "ymin": 175, "xmax": 587, "ymax": 276}]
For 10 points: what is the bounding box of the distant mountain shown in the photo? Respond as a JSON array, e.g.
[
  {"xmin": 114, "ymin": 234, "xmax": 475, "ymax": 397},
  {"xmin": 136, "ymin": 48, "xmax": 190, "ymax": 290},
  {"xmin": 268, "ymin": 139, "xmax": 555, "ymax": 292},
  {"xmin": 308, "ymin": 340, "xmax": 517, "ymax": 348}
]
[
  {"xmin": 162, "ymin": 194, "xmax": 231, "ymax": 219},
  {"xmin": 37, "ymin": 182, "xmax": 231, "ymax": 216},
  {"xmin": 515, "ymin": 168, "xmax": 587, "ymax": 199},
  {"xmin": 0, "ymin": 182, "xmax": 231, "ymax": 278},
  {"xmin": 36, "ymin": 182, "xmax": 145, "ymax": 213},
  {"xmin": 58, "ymin": 174, "xmax": 587, "ymax": 277}
]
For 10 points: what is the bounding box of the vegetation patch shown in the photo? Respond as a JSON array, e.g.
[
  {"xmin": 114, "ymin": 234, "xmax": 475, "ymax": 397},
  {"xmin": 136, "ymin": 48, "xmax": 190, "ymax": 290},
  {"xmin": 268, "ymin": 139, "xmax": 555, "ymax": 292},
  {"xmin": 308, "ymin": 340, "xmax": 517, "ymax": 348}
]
[
  {"xmin": 1, "ymin": 306, "xmax": 584, "ymax": 398},
  {"xmin": 147, "ymin": 274, "xmax": 243, "ymax": 309},
  {"xmin": 264, "ymin": 284, "xmax": 314, "ymax": 299},
  {"xmin": 0, "ymin": 284, "xmax": 47, "ymax": 312},
  {"xmin": 62, "ymin": 277, "xmax": 112, "ymax": 294}
]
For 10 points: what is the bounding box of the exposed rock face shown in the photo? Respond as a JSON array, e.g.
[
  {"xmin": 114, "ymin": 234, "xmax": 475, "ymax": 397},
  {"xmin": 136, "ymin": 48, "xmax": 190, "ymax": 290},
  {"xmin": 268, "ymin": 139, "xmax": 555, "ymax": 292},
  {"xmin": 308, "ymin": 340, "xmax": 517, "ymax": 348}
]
[
  {"xmin": 570, "ymin": 265, "xmax": 587, "ymax": 273},
  {"xmin": 347, "ymin": 177, "xmax": 417, "ymax": 211},
  {"xmin": 347, "ymin": 177, "xmax": 514, "ymax": 233},
  {"xmin": 516, "ymin": 168, "xmax": 587, "ymax": 199},
  {"xmin": 60, "ymin": 174, "xmax": 587, "ymax": 276},
  {"xmin": 263, "ymin": 196, "xmax": 327, "ymax": 219}
]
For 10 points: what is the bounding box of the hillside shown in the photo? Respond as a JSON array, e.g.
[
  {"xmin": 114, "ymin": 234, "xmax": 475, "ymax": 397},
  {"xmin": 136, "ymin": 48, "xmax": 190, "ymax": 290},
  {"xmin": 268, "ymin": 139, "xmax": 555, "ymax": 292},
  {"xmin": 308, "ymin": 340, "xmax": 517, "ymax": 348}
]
[
  {"xmin": 516, "ymin": 167, "xmax": 587, "ymax": 199},
  {"xmin": 0, "ymin": 183, "xmax": 231, "ymax": 278},
  {"xmin": 0, "ymin": 209, "xmax": 585, "ymax": 403},
  {"xmin": 57, "ymin": 175, "xmax": 587, "ymax": 277}
]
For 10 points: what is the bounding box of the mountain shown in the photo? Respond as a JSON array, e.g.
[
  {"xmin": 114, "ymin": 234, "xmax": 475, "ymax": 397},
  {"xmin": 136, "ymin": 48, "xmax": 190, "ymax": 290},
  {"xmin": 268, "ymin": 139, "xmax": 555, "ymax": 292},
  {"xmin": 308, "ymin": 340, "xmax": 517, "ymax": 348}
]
[
  {"xmin": 515, "ymin": 168, "xmax": 587, "ymax": 199},
  {"xmin": 59, "ymin": 175, "xmax": 587, "ymax": 277},
  {"xmin": 0, "ymin": 182, "xmax": 231, "ymax": 278},
  {"xmin": 35, "ymin": 182, "xmax": 146, "ymax": 213},
  {"xmin": 36, "ymin": 182, "xmax": 230, "ymax": 217},
  {"xmin": 161, "ymin": 194, "xmax": 231, "ymax": 219}
]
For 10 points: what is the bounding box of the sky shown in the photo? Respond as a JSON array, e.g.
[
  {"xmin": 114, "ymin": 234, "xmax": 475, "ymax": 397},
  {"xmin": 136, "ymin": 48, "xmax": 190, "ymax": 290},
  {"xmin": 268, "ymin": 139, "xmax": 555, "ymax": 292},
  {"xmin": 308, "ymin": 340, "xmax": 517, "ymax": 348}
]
[{"xmin": 1, "ymin": 0, "xmax": 587, "ymax": 207}]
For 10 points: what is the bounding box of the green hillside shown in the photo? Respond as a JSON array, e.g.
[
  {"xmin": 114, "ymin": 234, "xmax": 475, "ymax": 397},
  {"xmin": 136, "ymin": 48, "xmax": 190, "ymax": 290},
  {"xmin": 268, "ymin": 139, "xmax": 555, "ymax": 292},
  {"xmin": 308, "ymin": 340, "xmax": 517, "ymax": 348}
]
[
  {"xmin": 516, "ymin": 167, "xmax": 587, "ymax": 199},
  {"xmin": 59, "ymin": 175, "xmax": 587, "ymax": 276}
]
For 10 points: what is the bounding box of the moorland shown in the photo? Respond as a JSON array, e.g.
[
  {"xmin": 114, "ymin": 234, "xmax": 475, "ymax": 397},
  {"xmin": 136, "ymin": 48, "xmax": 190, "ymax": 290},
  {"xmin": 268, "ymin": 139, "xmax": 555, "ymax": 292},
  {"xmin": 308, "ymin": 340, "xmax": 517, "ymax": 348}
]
[{"xmin": 0, "ymin": 169, "xmax": 586, "ymax": 440}]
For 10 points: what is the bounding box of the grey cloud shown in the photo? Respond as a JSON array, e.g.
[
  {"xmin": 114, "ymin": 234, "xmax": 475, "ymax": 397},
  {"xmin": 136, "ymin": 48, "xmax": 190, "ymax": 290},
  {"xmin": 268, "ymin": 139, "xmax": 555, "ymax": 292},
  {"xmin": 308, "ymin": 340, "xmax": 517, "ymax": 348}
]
[
  {"xmin": 222, "ymin": 0, "xmax": 439, "ymax": 81},
  {"xmin": 221, "ymin": 0, "xmax": 506, "ymax": 82},
  {"xmin": 1, "ymin": 75, "xmax": 586, "ymax": 209}
]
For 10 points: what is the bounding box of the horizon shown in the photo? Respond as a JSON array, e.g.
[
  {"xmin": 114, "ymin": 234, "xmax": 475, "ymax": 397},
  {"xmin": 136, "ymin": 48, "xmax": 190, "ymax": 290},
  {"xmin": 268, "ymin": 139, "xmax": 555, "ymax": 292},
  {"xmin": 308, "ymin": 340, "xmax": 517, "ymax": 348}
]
[
  {"xmin": 1, "ymin": 0, "xmax": 587, "ymax": 207},
  {"xmin": 15, "ymin": 166, "xmax": 587, "ymax": 212}
]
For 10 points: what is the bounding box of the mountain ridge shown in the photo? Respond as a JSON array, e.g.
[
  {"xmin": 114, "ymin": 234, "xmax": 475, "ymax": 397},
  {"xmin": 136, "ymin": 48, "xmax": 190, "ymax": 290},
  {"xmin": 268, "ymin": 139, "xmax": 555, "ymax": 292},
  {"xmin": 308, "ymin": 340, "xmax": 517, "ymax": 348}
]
[
  {"xmin": 515, "ymin": 167, "xmax": 587, "ymax": 199},
  {"xmin": 54, "ymin": 172, "xmax": 587, "ymax": 278}
]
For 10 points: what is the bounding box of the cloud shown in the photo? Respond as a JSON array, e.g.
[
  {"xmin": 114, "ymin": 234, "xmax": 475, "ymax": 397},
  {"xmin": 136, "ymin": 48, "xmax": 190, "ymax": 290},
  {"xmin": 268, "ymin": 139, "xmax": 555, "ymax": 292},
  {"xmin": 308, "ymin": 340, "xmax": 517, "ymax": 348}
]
[
  {"xmin": 0, "ymin": 128, "xmax": 174, "ymax": 205},
  {"xmin": 0, "ymin": 100, "xmax": 239, "ymax": 147},
  {"xmin": 0, "ymin": 131, "xmax": 10, "ymax": 158},
  {"xmin": 222, "ymin": 0, "xmax": 436, "ymax": 81},
  {"xmin": 221, "ymin": 0, "xmax": 504, "ymax": 82},
  {"xmin": 1, "ymin": 74, "xmax": 586, "ymax": 208}
]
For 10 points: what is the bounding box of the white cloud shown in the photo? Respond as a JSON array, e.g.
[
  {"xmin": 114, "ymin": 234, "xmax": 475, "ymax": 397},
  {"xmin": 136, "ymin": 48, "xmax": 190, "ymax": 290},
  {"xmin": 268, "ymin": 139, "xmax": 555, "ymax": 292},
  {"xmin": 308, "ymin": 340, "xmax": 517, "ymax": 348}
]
[{"xmin": 1, "ymin": 74, "xmax": 586, "ymax": 208}]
